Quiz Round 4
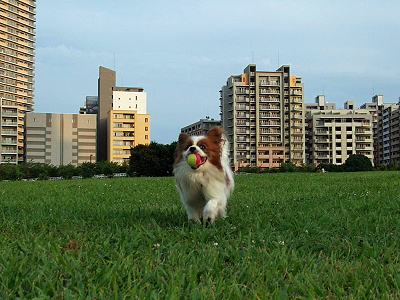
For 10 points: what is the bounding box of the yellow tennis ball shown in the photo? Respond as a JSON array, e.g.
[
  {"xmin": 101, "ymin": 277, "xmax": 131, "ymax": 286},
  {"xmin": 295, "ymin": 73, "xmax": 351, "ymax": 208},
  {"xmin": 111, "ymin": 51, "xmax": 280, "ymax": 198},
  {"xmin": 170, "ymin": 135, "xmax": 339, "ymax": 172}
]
[{"xmin": 187, "ymin": 153, "xmax": 200, "ymax": 168}]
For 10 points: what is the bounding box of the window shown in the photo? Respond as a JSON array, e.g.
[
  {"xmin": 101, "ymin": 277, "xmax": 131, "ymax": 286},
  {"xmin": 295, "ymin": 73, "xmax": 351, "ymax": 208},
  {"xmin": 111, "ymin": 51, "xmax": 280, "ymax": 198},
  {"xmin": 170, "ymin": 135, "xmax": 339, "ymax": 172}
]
[
  {"xmin": 145, "ymin": 135, "xmax": 148, "ymax": 139},
  {"xmin": 145, "ymin": 118, "xmax": 149, "ymax": 122},
  {"xmin": 145, "ymin": 127, "xmax": 148, "ymax": 131}
]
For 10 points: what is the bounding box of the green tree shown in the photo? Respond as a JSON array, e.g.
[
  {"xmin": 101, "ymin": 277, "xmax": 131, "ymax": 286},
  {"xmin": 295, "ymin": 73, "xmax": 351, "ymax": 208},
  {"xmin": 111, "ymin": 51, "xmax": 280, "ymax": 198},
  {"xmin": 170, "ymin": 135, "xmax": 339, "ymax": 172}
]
[
  {"xmin": 129, "ymin": 141, "xmax": 176, "ymax": 177},
  {"xmin": 343, "ymin": 154, "xmax": 373, "ymax": 172}
]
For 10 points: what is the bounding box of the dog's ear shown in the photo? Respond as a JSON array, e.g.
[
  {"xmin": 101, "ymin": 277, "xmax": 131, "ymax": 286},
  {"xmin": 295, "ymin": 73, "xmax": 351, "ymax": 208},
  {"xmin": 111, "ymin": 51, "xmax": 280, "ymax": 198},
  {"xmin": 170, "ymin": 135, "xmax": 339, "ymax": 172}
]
[
  {"xmin": 206, "ymin": 127, "xmax": 223, "ymax": 144},
  {"xmin": 178, "ymin": 133, "xmax": 190, "ymax": 146}
]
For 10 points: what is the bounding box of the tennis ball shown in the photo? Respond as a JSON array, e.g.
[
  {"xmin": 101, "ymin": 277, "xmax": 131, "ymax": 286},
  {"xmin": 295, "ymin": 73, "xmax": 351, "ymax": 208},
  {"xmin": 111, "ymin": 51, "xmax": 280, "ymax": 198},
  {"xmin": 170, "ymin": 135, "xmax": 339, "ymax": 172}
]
[{"xmin": 187, "ymin": 153, "xmax": 201, "ymax": 168}]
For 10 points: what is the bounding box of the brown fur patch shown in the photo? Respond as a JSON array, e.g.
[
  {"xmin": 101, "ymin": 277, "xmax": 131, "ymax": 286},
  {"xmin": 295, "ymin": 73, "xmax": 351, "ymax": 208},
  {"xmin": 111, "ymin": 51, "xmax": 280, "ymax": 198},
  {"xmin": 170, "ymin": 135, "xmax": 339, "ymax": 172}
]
[{"xmin": 174, "ymin": 133, "xmax": 193, "ymax": 168}]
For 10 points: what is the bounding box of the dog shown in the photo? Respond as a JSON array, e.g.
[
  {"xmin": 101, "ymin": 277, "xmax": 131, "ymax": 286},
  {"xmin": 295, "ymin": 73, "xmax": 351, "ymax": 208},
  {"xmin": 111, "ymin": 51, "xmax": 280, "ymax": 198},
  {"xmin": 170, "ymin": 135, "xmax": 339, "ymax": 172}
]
[{"xmin": 173, "ymin": 126, "xmax": 234, "ymax": 224}]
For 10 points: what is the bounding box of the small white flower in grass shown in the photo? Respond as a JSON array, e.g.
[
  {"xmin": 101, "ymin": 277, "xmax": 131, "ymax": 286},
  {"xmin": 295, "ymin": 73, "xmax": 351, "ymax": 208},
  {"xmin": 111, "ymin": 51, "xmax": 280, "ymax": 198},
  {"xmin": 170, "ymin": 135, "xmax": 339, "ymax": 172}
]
[
  {"xmin": 153, "ymin": 243, "xmax": 160, "ymax": 248},
  {"xmin": 213, "ymin": 242, "xmax": 219, "ymax": 246},
  {"xmin": 305, "ymin": 230, "xmax": 309, "ymax": 234},
  {"xmin": 279, "ymin": 241, "xmax": 285, "ymax": 246}
]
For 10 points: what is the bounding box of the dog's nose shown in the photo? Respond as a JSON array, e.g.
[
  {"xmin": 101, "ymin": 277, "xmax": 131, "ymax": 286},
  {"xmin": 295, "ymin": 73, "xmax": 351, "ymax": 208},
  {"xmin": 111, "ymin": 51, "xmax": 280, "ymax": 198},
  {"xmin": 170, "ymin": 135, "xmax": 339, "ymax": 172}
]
[{"xmin": 189, "ymin": 146, "xmax": 196, "ymax": 153}]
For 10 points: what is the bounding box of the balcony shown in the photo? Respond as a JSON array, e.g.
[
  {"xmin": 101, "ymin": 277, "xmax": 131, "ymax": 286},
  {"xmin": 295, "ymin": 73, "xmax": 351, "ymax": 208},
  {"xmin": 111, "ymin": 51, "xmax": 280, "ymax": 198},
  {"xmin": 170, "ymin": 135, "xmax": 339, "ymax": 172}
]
[
  {"xmin": 235, "ymin": 105, "xmax": 249, "ymax": 111},
  {"xmin": 259, "ymin": 113, "xmax": 280, "ymax": 118},
  {"xmin": 260, "ymin": 105, "xmax": 280, "ymax": 110}
]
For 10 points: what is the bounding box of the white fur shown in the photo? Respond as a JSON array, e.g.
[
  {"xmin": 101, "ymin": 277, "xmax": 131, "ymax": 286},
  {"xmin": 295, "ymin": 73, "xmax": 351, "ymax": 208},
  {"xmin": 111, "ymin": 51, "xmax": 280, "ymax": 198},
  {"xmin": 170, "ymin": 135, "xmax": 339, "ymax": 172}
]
[{"xmin": 173, "ymin": 135, "xmax": 234, "ymax": 224}]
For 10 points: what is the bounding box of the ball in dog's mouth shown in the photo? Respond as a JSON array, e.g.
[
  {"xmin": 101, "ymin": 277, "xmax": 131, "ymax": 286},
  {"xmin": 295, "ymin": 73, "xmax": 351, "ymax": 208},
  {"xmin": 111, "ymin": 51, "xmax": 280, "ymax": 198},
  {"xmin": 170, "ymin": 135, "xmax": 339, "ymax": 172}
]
[{"xmin": 187, "ymin": 153, "xmax": 207, "ymax": 169}]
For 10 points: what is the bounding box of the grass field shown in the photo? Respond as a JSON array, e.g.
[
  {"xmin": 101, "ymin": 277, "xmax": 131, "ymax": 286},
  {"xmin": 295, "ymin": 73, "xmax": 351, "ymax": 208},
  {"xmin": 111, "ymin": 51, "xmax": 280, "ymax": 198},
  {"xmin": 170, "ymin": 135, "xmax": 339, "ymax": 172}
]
[{"xmin": 1, "ymin": 172, "xmax": 400, "ymax": 299}]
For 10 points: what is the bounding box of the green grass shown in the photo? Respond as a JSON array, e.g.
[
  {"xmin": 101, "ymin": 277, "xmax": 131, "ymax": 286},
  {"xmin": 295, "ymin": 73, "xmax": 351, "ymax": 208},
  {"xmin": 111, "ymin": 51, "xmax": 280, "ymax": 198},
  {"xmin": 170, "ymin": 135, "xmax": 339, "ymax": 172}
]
[{"xmin": 1, "ymin": 172, "xmax": 400, "ymax": 299}]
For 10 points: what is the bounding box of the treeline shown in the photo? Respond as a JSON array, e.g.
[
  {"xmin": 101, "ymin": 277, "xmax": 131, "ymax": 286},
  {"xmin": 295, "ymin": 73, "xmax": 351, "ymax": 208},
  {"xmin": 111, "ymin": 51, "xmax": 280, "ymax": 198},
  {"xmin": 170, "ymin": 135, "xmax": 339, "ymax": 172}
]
[
  {"xmin": 1, "ymin": 147, "xmax": 395, "ymax": 181},
  {"xmin": 0, "ymin": 141, "xmax": 178, "ymax": 181},
  {"xmin": 0, "ymin": 161, "xmax": 129, "ymax": 181},
  {"xmin": 239, "ymin": 154, "xmax": 376, "ymax": 173}
]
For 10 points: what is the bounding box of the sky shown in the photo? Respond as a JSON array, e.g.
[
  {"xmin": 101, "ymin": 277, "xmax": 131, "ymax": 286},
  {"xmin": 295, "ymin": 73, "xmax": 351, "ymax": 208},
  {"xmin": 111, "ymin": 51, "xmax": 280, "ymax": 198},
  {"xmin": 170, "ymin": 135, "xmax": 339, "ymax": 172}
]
[{"xmin": 34, "ymin": 0, "xmax": 400, "ymax": 144}]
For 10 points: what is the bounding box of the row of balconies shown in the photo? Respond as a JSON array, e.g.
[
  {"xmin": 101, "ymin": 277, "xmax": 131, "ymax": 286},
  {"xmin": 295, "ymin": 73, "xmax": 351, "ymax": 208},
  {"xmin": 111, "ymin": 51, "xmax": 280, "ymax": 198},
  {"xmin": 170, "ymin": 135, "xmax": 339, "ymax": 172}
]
[
  {"xmin": 260, "ymin": 113, "xmax": 280, "ymax": 118},
  {"xmin": 260, "ymin": 105, "xmax": 280, "ymax": 110},
  {"xmin": 259, "ymin": 97, "xmax": 280, "ymax": 102},
  {"xmin": 259, "ymin": 89, "xmax": 279, "ymax": 94},
  {"xmin": 259, "ymin": 80, "xmax": 279, "ymax": 86}
]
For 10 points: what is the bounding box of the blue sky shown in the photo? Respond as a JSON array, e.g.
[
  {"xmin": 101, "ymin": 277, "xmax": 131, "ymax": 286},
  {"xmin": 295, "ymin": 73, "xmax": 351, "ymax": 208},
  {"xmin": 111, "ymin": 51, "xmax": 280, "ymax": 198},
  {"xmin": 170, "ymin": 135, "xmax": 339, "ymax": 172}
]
[{"xmin": 34, "ymin": 0, "xmax": 400, "ymax": 144}]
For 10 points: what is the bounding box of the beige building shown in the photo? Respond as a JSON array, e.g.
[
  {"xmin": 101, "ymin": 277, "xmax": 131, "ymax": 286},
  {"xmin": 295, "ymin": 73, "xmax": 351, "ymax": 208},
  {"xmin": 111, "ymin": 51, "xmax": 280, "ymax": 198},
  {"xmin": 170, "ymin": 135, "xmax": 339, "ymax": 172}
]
[
  {"xmin": 0, "ymin": 0, "xmax": 36, "ymax": 164},
  {"xmin": 390, "ymin": 106, "xmax": 400, "ymax": 164},
  {"xmin": 181, "ymin": 118, "xmax": 221, "ymax": 136},
  {"xmin": 107, "ymin": 110, "xmax": 150, "ymax": 164},
  {"xmin": 305, "ymin": 97, "xmax": 374, "ymax": 165},
  {"xmin": 98, "ymin": 66, "xmax": 150, "ymax": 163},
  {"xmin": 25, "ymin": 113, "xmax": 97, "ymax": 166},
  {"xmin": 359, "ymin": 95, "xmax": 398, "ymax": 166},
  {"xmin": 220, "ymin": 64, "xmax": 305, "ymax": 170},
  {"xmin": 376, "ymin": 102, "xmax": 400, "ymax": 166}
]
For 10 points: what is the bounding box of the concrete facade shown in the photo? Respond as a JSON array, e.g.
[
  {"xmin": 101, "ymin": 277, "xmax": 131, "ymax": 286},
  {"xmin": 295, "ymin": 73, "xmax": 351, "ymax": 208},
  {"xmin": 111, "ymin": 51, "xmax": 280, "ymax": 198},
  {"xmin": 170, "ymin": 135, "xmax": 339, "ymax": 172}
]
[
  {"xmin": 25, "ymin": 113, "xmax": 97, "ymax": 166},
  {"xmin": 305, "ymin": 97, "xmax": 374, "ymax": 165},
  {"xmin": 180, "ymin": 118, "xmax": 221, "ymax": 136},
  {"xmin": 97, "ymin": 66, "xmax": 150, "ymax": 163},
  {"xmin": 107, "ymin": 110, "xmax": 150, "ymax": 164}
]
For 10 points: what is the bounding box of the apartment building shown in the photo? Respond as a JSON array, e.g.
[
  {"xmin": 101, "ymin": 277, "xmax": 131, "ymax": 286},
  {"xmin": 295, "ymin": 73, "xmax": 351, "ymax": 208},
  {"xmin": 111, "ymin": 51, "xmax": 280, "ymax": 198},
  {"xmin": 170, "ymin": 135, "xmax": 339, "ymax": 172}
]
[
  {"xmin": 180, "ymin": 118, "xmax": 221, "ymax": 136},
  {"xmin": 107, "ymin": 110, "xmax": 150, "ymax": 164},
  {"xmin": 359, "ymin": 95, "xmax": 399, "ymax": 166},
  {"xmin": 305, "ymin": 97, "xmax": 374, "ymax": 165},
  {"xmin": 97, "ymin": 66, "xmax": 150, "ymax": 163},
  {"xmin": 25, "ymin": 113, "xmax": 97, "ymax": 166},
  {"xmin": 390, "ymin": 107, "xmax": 400, "ymax": 164},
  {"xmin": 220, "ymin": 64, "xmax": 305, "ymax": 170},
  {"xmin": 0, "ymin": 0, "xmax": 36, "ymax": 164}
]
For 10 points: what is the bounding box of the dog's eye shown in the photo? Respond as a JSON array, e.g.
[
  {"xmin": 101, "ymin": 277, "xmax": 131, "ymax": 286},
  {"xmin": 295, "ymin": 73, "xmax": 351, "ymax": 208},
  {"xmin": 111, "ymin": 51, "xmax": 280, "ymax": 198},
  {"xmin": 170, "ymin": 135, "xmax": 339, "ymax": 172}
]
[
  {"xmin": 185, "ymin": 144, "xmax": 192, "ymax": 150},
  {"xmin": 199, "ymin": 145, "xmax": 206, "ymax": 150}
]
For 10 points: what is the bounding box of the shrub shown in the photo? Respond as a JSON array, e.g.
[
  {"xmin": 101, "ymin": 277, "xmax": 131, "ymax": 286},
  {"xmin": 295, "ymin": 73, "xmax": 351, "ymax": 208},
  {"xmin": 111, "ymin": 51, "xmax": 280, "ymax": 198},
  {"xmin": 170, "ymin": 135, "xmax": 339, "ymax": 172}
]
[
  {"xmin": 279, "ymin": 162, "xmax": 297, "ymax": 172},
  {"xmin": 343, "ymin": 154, "xmax": 373, "ymax": 172},
  {"xmin": 0, "ymin": 163, "xmax": 22, "ymax": 181}
]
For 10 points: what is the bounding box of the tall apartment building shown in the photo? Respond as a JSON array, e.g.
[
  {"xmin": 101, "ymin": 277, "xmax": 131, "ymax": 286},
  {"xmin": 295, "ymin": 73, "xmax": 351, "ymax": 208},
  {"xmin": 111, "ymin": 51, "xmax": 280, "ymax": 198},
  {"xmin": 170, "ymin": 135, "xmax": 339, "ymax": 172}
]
[
  {"xmin": 390, "ymin": 106, "xmax": 400, "ymax": 164},
  {"xmin": 25, "ymin": 113, "xmax": 97, "ymax": 166},
  {"xmin": 0, "ymin": 0, "xmax": 36, "ymax": 164},
  {"xmin": 97, "ymin": 66, "xmax": 150, "ymax": 163},
  {"xmin": 180, "ymin": 118, "xmax": 221, "ymax": 136},
  {"xmin": 220, "ymin": 64, "xmax": 305, "ymax": 170},
  {"xmin": 305, "ymin": 96, "xmax": 374, "ymax": 165},
  {"xmin": 359, "ymin": 95, "xmax": 398, "ymax": 166}
]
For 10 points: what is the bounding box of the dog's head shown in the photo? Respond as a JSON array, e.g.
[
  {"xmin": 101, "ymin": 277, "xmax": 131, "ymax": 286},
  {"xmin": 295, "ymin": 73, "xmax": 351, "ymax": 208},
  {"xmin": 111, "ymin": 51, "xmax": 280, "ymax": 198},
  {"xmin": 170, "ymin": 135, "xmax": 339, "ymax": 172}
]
[{"xmin": 175, "ymin": 127, "xmax": 224, "ymax": 170}]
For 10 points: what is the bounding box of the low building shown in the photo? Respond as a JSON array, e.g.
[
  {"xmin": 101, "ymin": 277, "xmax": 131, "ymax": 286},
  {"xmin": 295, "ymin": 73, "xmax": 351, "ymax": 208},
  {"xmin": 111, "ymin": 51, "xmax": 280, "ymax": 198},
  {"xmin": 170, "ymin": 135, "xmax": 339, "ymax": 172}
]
[
  {"xmin": 25, "ymin": 113, "xmax": 97, "ymax": 166},
  {"xmin": 306, "ymin": 97, "xmax": 374, "ymax": 165},
  {"xmin": 180, "ymin": 118, "xmax": 221, "ymax": 136}
]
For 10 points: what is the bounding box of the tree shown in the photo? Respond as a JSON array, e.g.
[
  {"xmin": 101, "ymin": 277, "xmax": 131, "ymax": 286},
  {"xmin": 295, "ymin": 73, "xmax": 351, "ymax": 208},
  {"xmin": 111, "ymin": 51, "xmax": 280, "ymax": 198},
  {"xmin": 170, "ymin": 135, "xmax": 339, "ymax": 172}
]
[
  {"xmin": 343, "ymin": 154, "xmax": 373, "ymax": 172},
  {"xmin": 129, "ymin": 141, "xmax": 177, "ymax": 177}
]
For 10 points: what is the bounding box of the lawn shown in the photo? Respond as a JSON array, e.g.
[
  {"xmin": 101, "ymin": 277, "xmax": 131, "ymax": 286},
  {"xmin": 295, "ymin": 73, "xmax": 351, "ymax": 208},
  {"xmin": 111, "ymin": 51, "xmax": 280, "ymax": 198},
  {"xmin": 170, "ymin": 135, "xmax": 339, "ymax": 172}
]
[{"xmin": 0, "ymin": 172, "xmax": 399, "ymax": 299}]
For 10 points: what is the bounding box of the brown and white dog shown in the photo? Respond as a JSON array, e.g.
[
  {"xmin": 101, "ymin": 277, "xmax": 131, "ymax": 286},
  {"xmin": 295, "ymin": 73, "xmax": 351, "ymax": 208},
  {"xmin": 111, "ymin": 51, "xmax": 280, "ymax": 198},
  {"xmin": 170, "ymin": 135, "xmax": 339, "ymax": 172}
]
[{"xmin": 173, "ymin": 127, "xmax": 234, "ymax": 224}]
